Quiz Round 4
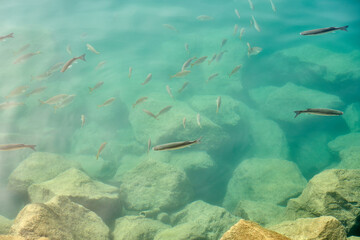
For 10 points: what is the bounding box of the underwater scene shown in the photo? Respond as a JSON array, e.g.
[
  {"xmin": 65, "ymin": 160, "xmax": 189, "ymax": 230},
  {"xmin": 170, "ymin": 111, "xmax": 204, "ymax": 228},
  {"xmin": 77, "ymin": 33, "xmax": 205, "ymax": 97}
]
[{"xmin": 0, "ymin": 0, "xmax": 360, "ymax": 239}]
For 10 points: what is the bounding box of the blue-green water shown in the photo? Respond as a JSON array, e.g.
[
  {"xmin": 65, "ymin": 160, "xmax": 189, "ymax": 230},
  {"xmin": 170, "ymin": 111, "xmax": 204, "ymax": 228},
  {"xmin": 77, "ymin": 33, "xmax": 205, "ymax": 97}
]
[{"xmin": 0, "ymin": 0, "xmax": 360, "ymax": 238}]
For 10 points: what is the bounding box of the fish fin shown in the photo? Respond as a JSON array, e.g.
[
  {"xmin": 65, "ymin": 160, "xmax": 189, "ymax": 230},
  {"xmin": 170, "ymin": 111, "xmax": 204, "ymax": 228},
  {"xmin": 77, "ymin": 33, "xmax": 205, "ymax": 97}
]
[
  {"xmin": 79, "ymin": 54, "xmax": 86, "ymax": 61},
  {"xmin": 196, "ymin": 137, "xmax": 202, "ymax": 143},
  {"xmin": 28, "ymin": 145, "xmax": 36, "ymax": 151},
  {"xmin": 340, "ymin": 25, "xmax": 349, "ymax": 32},
  {"xmin": 8, "ymin": 33, "xmax": 14, "ymax": 38},
  {"xmin": 39, "ymin": 100, "xmax": 45, "ymax": 105},
  {"xmin": 294, "ymin": 111, "xmax": 302, "ymax": 118},
  {"xmin": 88, "ymin": 87, "xmax": 92, "ymax": 93}
]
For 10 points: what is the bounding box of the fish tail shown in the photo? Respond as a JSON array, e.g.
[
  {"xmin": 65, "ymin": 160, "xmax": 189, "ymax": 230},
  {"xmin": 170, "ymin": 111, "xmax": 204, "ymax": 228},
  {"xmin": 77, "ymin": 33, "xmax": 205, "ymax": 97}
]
[
  {"xmin": 39, "ymin": 100, "xmax": 45, "ymax": 105},
  {"xmin": 8, "ymin": 33, "xmax": 14, "ymax": 38},
  {"xmin": 294, "ymin": 111, "xmax": 302, "ymax": 118},
  {"xmin": 79, "ymin": 54, "xmax": 86, "ymax": 61},
  {"xmin": 340, "ymin": 25, "xmax": 349, "ymax": 32},
  {"xmin": 97, "ymin": 105, "xmax": 102, "ymax": 108},
  {"xmin": 89, "ymin": 87, "xmax": 93, "ymax": 93},
  {"xmin": 196, "ymin": 137, "xmax": 202, "ymax": 143},
  {"xmin": 190, "ymin": 63, "xmax": 194, "ymax": 68},
  {"xmin": 28, "ymin": 145, "xmax": 36, "ymax": 151},
  {"xmin": 96, "ymin": 154, "xmax": 99, "ymax": 160}
]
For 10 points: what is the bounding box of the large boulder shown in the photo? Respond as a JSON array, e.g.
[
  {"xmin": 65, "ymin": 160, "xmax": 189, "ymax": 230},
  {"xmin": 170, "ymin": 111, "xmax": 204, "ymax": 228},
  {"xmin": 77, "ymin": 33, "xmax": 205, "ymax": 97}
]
[
  {"xmin": 112, "ymin": 216, "xmax": 170, "ymax": 240},
  {"xmin": 286, "ymin": 169, "xmax": 360, "ymax": 234},
  {"xmin": 336, "ymin": 146, "xmax": 360, "ymax": 169},
  {"xmin": 328, "ymin": 133, "xmax": 360, "ymax": 152},
  {"xmin": 249, "ymin": 82, "xmax": 343, "ymax": 123},
  {"xmin": 0, "ymin": 215, "xmax": 12, "ymax": 234},
  {"xmin": 119, "ymin": 160, "xmax": 193, "ymax": 212},
  {"xmin": 9, "ymin": 196, "xmax": 109, "ymax": 240},
  {"xmin": 8, "ymin": 152, "xmax": 79, "ymax": 193},
  {"xmin": 343, "ymin": 103, "xmax": 360, "ymax": 132},
  {"xmin": 155, "ymin": 200, "xmax": 238, "ymax": 240},
  {"xmin": 223, "ymin": 158, "xmax": 307, "ymax": 211},
  {"xmin": 220, "ymin": 219, "xmax": 291, "ymax": 240},
  {"xmin": 28, "ymin": 168, "xmax": 121, "ymax": 222},
  {"xmin": 269, "ymin": 216, "xmax": 347, "ymax": 240},
  {"xmin": 0, "ymin": 236, "xmax": 25, "ymax": 240}
]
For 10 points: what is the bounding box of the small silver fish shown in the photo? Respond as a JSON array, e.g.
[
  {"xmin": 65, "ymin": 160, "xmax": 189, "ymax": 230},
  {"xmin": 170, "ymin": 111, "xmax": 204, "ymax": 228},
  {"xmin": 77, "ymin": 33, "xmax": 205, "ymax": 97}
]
[
  {"xmin": 157, "ymin": 106, "xmax": 172, "ymax": 118},
  {"xmin": 216, "ymin": 51, "xmax": 227, "ymax": 62},
  {"xmin": 182, "ymin": 57, "xmax": 197, "ymax": 71},
  {"xmin": 66, "ymin": 45, "xmax": 72, "ymax": 55},
  {"xmin": 252, "ymin": 16, "xmax": 261, "ymax": 32},
  {"xmin": 86, "ymin": 43, "xmax": 100, "ymax": 54},
  {"xmin": 13, "ymin": 51, "xmax": 41, "ymax": 64},
  {"xmin": 239, "ymin": 28, "xmax": 245, "ymax": 40},
  {"xmin": 248, "ymin": 0, "xmax": 254, "ymax": 10},
  {"xmin": 191, "ymin": 56, "xmax": 207, "ymax": 67},
  {"xmin": 216, "ymin": 96, "xmax": 221, "ymax": 114},
  {"xmin": 0, "ymin": 102, "xmax": 24, "ymax": 110},
  {"xmin": 235, "ymin": 9, "xmax": 241, "ymax": 19},
  {"xmin": 234, "ymin": 24, "xmax": 239, "ymax": 36},
  {"xmin": 153, "ymin": 137, "xmax": 201, "ymax": 151},
  {"xmin": 13, "ymin": 44, "xmax": 30, "ymax": 56},
  {"xmin": 270, "ymin": 0, "xmax": 276, "ymax": 12},
  {"xmin": 40, "ymin": 94, "xmax": 69, "ymax": 105},
  {"xmin": 196, "ymin": 15, "xmax": 213, "ymax": 21},
  {"xmin": 98, "ymin": 97, "xmax": 115, "ymax": 108},
  {"xmin": 183, "ymin": 117, "xmax": 186, "ymax": 129},
  {"xmin": 171, "ymin": 70, "xmax": 191, "ymax": 79},
  {"xmin": 61, "ymin": 54, "xmax": 86, "ymax": 72},
  {"xmin": 294, "ymin": 108, "xmax": 343, "ymax": 118},
  {"xmin": 0, "ymin": 144, "xmax": 36, "ymax": 151},
  {"xmin": 81, "ymin": 114, "xmax": 85, "ymax": 128},
  {"xmin": 178, "ymin": 82, "xmax": 189, "ymax": 93},
  {"xmin": 96, "ymin": 142, "xmax": 107, "ymax": 160},
  {"xmin": 128, "ymin": 67, "xmax": 132, "ymax": 79},
  {"xmin": 229, "ymin": 65, "xmax": 242, "ymax": 78},
  {"xmin": 247, "ymin": 43, "xmax": 262, "ymax": 57},
  {"xmin": 142, "ymin": 109, "xmax": 158, "ymax": 120},
  {"xmin": 26, "ymin": 87, "xmax": 47, "ymax": 97},
  {"xmin": 166, "ymin": 85, "xmax": 173, "ymax": 99},
  {"xmin": 95, "ymin": 61, "xmax": 106, "ymax": 70},
  {"xmin": 6, "ymin": 86, "xmax": 29, "ymax": 98},
  {"xmin": 197, "ymin": 113, "xmax": 202, "ymax": 128},
  {"xmin": 208, "ymin": 53, "xmax": 217, "ymax": 65},
  {"xmin": 185, "ymin": 43, "xmax": 189, "ymax": 54},
  {"xmin": 141, "ymin": 73, "xmax": 152, "ymax": 85},
  {"xmin": 0, "ymin": 33, "xmax": 14, "ymax": 41},
  {"xmin": 132, "ymin": 97, "xmax": 148, "ymax": 108},
  {"xmin": 300, "ymin": 26, "xmax": 348, "ymax": 36},
  {"xmin": 89, "ymin": 81, "xmax": 104, "ymax": 93},
  {"xmin": 221, "ymin": 39, "xmax": 227, "ymax": 48},
  {"xmin": 147, "ymin": 137, "xmax": 151, "ymax": 154},
  {"xmin": 54, "ymin": 94, "xmax": 76, "ymax": 112},
  {"xmin": 207, "ymin": 73, "xmax": 219, "ymax": 83},
  {"xmin": 163, "ymin": 24, "xmax": 178, "ymax": 32}
]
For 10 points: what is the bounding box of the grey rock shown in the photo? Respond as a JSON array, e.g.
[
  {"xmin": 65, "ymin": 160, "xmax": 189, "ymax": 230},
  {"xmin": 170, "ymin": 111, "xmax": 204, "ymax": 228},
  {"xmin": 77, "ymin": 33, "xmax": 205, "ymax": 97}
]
[
  {"xmin": 0, "ymin": 215, "xmax": 13, "ymax": 235},
  {"xmin": 328, "ymin": 132, "xmax": 360, "ymax": 152}
]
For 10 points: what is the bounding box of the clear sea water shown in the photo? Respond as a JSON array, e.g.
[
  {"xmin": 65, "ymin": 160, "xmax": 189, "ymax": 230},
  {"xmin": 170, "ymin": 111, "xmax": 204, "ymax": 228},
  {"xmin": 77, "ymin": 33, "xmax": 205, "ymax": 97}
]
[{"xmin": 0, "ymin": 0, "xmax": 360, "ymax": 234}]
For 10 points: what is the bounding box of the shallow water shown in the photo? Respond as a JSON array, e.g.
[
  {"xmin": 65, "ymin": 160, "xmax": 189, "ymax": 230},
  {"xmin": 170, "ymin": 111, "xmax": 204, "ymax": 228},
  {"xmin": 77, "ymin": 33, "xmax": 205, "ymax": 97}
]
[{"xmin": 0, "ymin": 0, "xmax": 360, "ymax": 237}]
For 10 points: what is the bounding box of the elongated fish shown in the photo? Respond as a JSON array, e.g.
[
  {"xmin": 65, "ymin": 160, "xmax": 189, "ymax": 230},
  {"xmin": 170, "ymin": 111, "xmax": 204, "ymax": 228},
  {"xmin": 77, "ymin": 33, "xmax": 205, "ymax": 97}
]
[
  {"xmin": 54, "ymin": 94, "xmax": 76, "ymax": 112},
  {"xmin": 0, "ymin": 33, "xmax": 14, "ymax": 41},
  {"xmin": 26, "ymin": 87, "xmax": 47, "ymax": 97},
  {"xmin": 128, "ymin": 67, "xmax": 132, "ymax": 79},
  {"xmin": 0, "ymin": 144, "xmax": 36, "ymax": 151},
  {"xmin": 196, "ymin": 15, "xmax": 213, "ymax": 21},
  {"xmin": 221, "ymin": 39, "xmax": 227, "ymax": 48},
  {"xmin": 252, "ymin": 16, "xmax": 261, "ymax": 32},
  {"xmin": 216, "ymin": 50, "xmax": 227, "ymax": 62},
  {"xmin": 98, "ymin": 97, "xmax": 115, "ymax": 108},
  {"xmin": 216, "ymin": 96, "xmax": 221, "ymax": 114},
  {"xmin": 178, "ymin": 82, "xmax": 189, "ymax": 93},
  {"xmin": 229, "ymin": 64, "xmax": 242, "ymax": 78},
  {"xmin": 132, "ymin": 97, "xmax": 148, "ymax": 108},
  {"xmin": 239, "ymin": 28, "xmax": 245, "ymax": 40},
  {"xmin": 40, "ymin": 94, "xmax": 68, "ymax": 105},
  {"xmin": 185, "ymin": 43, "xmax": 189, "ymax": 54},
  {"xmin": 61, "ymin": 54, "xmax": 86, "ymax": 72},
  {"xmin": 142, "ymin": 109, "xmax": 158, "ymax": 120},
  {"xmin": 163, "ymin": 24, "xmax": 178, "ymax": 32},
  {"xmin": 248, "ymin": 0, "xmax": 254, "ymax": 10},
  {"xmin": 0, "ymin": 102, "xmax": 24, "ymax": 110},
  {"xmin": 182, "ymin": 57, "xmax": 196, "ymax": 71},
  {"xmin": 191, "ymin": 56, "xmax": 207, "ymax": 67},
  {"xmin": 147, "ymin": 138, "xmax": 151, "ymax": 154},
  {"xmin": 183, "ymin": 117, "xmax": 186, "ymax": 128},
  {"xmin": 235, "ymin": 9, "xmax": 240, "ymax": 19},
  {"xmin": 13, "ymin": 51, "xmax": 41, "ymax": 64},
  {"xmin": 247, "ymin": 43, "xmax": 262, "ymax": 57},
  {"xmin": 294, "ymin": 108, "xmax": 343, "ymax": 118},
  {"xmin": 81, "ymin": 114, "xmax": 85, "ymax": 128},
  {"xmin": 270, "ymin": 0, "xmax": 276, "ymax": 12},
  {"xmin": 142, "ymin": 73, "xmax": 152, "ymax": 85},
  {"xmin": 208, "ymin": 53, "xmax": 217, "ymax": 65},
  {"xmin": 96, "ymin": 142, "xmax": 107, "ymax": 160},
  {"xmin": 13, "ymin": 44, "xmax": 30, "ymax": 56},
  {"xmin": 171, "ymin": 70, "xmax": 191, "ymax": 79},
  {"xmin": 86, "ymin": 43, "xmax": 100, "ymax": 54},
  {"xmin": 6, "ymin": 86, "xmax": 29, "ymax": 98},
  {"xmin": 300, "ymin": 26, "xmax": 348, "ymax": 36},
  {"xmin": 48, "ymin": 62, "xmax": 65, "ymax": 74},
  {"xmin": 66, "ymin": 45, "xmax": 72, "ymax": 55},
  {"xmin": 234, "ymin": 24, "xmax": 239, "ymax": 36},
  {"xmin": 166, "ymin": 85, "xmax": 173, "ymax": 98},
  {"xmin": 153, "ymin": 137, "xmax": 202, "ymax": 151},
  {"xmin": 89, "ymin": 81, "xmax": 104, "ymax": 93},
  {"xmin": 157, "ymin": 106, "xmax": 172, "ymax": 118},
  {"xmin": 95, "ymin": 61, "xmax": 106, "ymax": 70},
  {"xmin": 207, "ymin": 73, "xmax": 219, "ymax": 83},
  {"xmin": 197, "ymin": 113, "xmax": 202, "ymax": 128}
]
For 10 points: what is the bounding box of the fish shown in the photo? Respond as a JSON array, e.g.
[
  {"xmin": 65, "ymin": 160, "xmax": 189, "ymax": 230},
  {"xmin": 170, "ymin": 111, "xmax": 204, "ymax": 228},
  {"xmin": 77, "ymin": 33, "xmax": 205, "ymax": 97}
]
[
  {"xmin": 47, "ymin": 62, "xmax": 65, "ymax": 74},
  {"xmin": 153, "ymin": 137, "xmax": 202, "ymax": 151},
  {"xmin": 248, "ymin": 0, "xmax": 254, "ymax": 10},
  {"xmin": 0, "ymin": 144, "xmax": 36, "ymax": 151},
  {"xmin": 141, "ymin": 73, "xmax": 152, "ymax": 85},
  {"xmin": 166, "ymin": 85, "xmax": 173, "ymax": 99},
  {"xmin": 229, "ymin": 65, "xmax": 242, "ymax": 78},
  {"xmin": 216, "ymin": 51, "xmax": 227, "ymax": 62},
  {"xmin": 13, "ymin": 44, "xmax": 30, "ymax": 56},
  {"xmin": 66, "ymin": 45, "xmax": 72, "ymax": 55},
  {"xmin": 0, "ymin": 102, "xmax": 24, "ymax": 110},
  {"xmin": 235, "ymin": 9, "xmax": 241, "ymax": 19},
  {"xmin": 252, "ymin": 16, "xmax": 261, "ymax": 32},
  {"xmin": 247, "ymin": 43, "xmax": 262, "ymax": 57},
  {"xmin": 270, "ymin": 0, "xmax": 276, "ymax": 12},
  {"xmin": 183, "ymin": 117, "xmax": 186, "ymax": 128},
  {"xmin": 196, "ymin": 15, "xmax": 213, "ymax": 21},
  {"xmin": 294, "ymin": 108, "xmax": 343, "ymax": 118},
  {"xmin": 5, "ymin": 86, "xmax": 29, "ymax": 98},
  {"xmin": 39, "ymin": 94, "xmax": 68, "ymax": 105},
  {"xmin": 163, "ymin": 24, "xmax": 178, "ymax": 32},
  {"xmin": 0, "ymin": 33, "xmax": 14, "ymax": 41},
  {"xmin": 191, "ymin": 56, "xmax": 207, "ymax": 67},
  {"xmin": 98, "ymin": 97, "xmax": 115, "ymax": 108},
  {"xmin": 132, "ymin": 97, "xmax": 148, "ymax": 108},
  {"xmin": 89, "ymin": 81, "xmax": 104, "ymax": 93},
  {"xmin": 234, "ymin": 24, "xmax": 239, "ymax": 36},
  {"xmin": 216, "ymin": 96, "xmax": 221, "ymax": 114},
  {"xmin": 182, "ymin": 57, "xmax": 197, "ymax": 71},
  {"xmin": 208, "ymin": 53, "xmax": 217, "ymax": 65},
  {"xmin": 147, "ymin": 138, "xmax": 151, "ymax": 154},
  {"xmin": 13, "ymin": 51, "xmax": 41, "ymax": 64},
  {"xmin": 31, "ymin": 72, "xmax": 52, "ymax": 81},
  {"xmin": 207, "ymin": 73, "xmax": 219, "ymax": 83},
  {"xmin": 128, "ymin": 67, "xmax": 132, "ymax": 79},
  {"xmin": 142, "ymin": 109, "xmax": 158, "ymax": 120},
  {"xmin": 171, "ymin": 70, "xmax": 191, "ymax": 79},
  {"xmin": 178, "ymin": 82, "xmax": 189, "ymax": 93},
  {"xmin": 221, "ymin": 39, "xmax": 227, "ymax": 48},
  {"xmin": 185, "ymin": 43, "xmax": 189, "ymax": 54},
  {"xmin": 239, "ymin": 28, "xmax": 245, "ymax": 40},
  {"xmin": 156, "ymin": 106, "xmax": 172, "ymax": 118},
  {"xmin": 300, "ymin": 26, "xmax": 349, "ymax": 36},
  {"xmin": 81, "ymin": 114, "xmax": 85, "ymax": 128},
  {"xmin": 96, "ymin": 142, "xmax": 107, "ymax": 160},
  {"xmin": 26, "ymin": 87, "xmax": 47, "ymax": 97},
  {"xmin": 86, "ymin": 43, "xmax": 100, "ymax": 54},
  {"xmin": 61, "ymin": 54, "xmax": 86, "ymax": 72},
  {"xmin": 95, "ymin": 61, "xmax": 106, "ymax": 70},
  {"xmin": 197, "ymin": 113, "xmax": 202, "ymax": 128},
  {"xmin": 54, "ymin": 95, "xmax": 76, "ymax": 112}
]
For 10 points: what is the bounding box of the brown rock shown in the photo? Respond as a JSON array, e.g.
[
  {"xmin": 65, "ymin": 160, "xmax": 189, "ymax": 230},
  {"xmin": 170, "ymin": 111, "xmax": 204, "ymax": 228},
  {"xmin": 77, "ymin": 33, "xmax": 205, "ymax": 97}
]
[{"xmin": 220, "ymin": 219, "xmax": 291, "ymax": 240}]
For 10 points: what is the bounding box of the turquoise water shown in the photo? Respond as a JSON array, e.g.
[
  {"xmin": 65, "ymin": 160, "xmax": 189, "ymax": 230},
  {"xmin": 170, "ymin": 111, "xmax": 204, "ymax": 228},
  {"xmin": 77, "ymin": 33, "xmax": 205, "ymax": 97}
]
[{"xmin": 0, "ymin": 0, "xmax": 360, "ymax": 238}]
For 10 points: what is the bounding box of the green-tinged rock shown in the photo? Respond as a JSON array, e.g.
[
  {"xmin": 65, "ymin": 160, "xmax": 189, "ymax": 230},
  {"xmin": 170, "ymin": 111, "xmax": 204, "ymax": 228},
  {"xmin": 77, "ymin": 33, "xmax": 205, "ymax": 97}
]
[
  {"xmin": 10, "ymin": 196, "xmax": 109, "ymax": 240},
  {"xmin": 249, "ymin": 82, "xmax": 343, "ymax": 123},
  {"xmin": 343, "ymin": 103, "xmax": 360, "ymax": 132},
  {"xmin": 154, "ymin": 223, "xmax": 207, "ymax": 240},
  {"xmin": 28, "ymin": 168, "xmax": 121, "ymax": 222},
  {"xmin": 65, "ymin": 154, "xmax": 108, "ymax": 179},
  {"xmin": 0, "ymin": 236, "xmax": 25, "ymax": 240},
  {"xmin": 0, "ymin": 215, "xmax": 13, "ymax": 235},
  {"xmin": 112, "ymin": 216, "xmax": 170, "ymax": 240},
  {"xmin": 8, "ymin": 152, "xmax": 80, "ymax": 193},
  {"xmin": 233, "ymin": 200, "xmax": 286, "ymax": 227},
  {"xmin": 113, "ymin": 154, "xmax": 144, "ymax": 182},
  {"xmin": 328, "ymin": 132, "xmax": 360, "ymax": 152},
  {"xmin": 348, "ymin": 237, "xmax": 360, "ymax": 240},
  {"xmin": 223, "ymin": 158, "xmax": 307, "ymax": 211},
  {"xmin": 286, "ymin": 169, "xmax": 360, "ymax": 234},
  {"xmin": 119, "ymin": 160, "xmax": 193, "ymax": 211},
  {"xmin": 336, "ymin": 146, "xmax": 360, "ymax": 169},
  {"xmin": 269, "ymin": 216, "xmax": 347, "ymax": 240}
]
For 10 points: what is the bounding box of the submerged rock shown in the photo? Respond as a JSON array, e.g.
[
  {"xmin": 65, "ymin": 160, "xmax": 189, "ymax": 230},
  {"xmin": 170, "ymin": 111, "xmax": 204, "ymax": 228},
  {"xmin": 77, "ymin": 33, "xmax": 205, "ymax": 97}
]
[
  {"xmin": 112, "ymin": 216, "xmax": 170, "ymax": 240},
  {"xmin": 269, "ymin": 216, "xmax": 347, "ymax": 240},
  {"xmin": 0, "ymin": 215, "xmax": 13, "ymax": 235},
  {"xmin": 220, "ymin": 219, "xmax": 291, "ymax": 240},
  {"xmin": 343, "ymin": 103, "xmax": 360, "ymax": 132},
  {"xmin": 10, "ymin": 196, "xmax": 109, "ymax": 240},
  {"xmin": 28, "ymin": 168, "xmax": 121, "ymax": 222},
  {"xmin": 223, "ymin": 158, "xmax": 307, "ymax": 211},
  {"xmin": 119, "ymin": 160, "xmax": 193, "ymax": 212},
  {"xmin": 8, "ymin": 152, "xmax": 79, "ymax": 193},
  {"xmin": 286, "ymin": 169, "xmax": 360, "ymax": 234},
  {"xmin": 328, "ymin": 132, "xmax": 360, "ymax": 152},
  {"xmin": 0, "ymin": 236, "xmax": 25, "ymax": 240},
  {"xmin": 336, "ymin": 146, "xmax": 360, "ymax": 169}
]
